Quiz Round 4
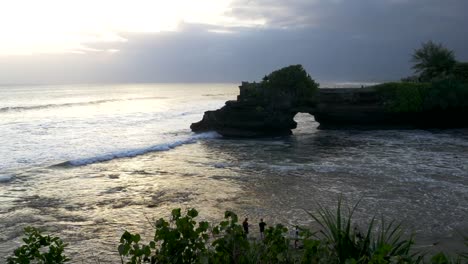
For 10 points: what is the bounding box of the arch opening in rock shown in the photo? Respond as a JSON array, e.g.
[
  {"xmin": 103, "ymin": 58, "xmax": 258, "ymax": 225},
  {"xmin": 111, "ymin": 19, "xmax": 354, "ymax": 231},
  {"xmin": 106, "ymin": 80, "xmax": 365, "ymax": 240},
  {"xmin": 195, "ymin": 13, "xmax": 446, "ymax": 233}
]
[{"xmin": 292, "ymin": 112, "xmax": 318, "ymax": 134}]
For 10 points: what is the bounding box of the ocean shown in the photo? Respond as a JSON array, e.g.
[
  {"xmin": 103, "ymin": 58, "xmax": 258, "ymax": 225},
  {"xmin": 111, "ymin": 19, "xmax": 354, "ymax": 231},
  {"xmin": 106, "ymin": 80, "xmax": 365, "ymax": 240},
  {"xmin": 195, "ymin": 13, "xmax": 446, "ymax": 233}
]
[{"xmin": 0, "ymin": 83, "xmax": 467, "ymax": 262}]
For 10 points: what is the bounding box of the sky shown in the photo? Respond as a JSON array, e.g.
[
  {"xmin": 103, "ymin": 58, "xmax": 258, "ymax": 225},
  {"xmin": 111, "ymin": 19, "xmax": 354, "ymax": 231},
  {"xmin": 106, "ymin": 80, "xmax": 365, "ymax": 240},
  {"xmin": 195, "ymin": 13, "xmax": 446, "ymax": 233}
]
[{"xmin": 0, "ymin": 0, "xmax": 467, "ymax": 84}]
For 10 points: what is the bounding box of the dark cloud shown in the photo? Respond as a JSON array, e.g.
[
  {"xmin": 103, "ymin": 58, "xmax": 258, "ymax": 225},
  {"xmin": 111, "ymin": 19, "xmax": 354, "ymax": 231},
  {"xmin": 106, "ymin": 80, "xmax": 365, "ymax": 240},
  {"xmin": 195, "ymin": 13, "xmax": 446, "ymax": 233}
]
[{"xmin": 1, "ymin": 0, "xmax": 467, "ymax": 84}]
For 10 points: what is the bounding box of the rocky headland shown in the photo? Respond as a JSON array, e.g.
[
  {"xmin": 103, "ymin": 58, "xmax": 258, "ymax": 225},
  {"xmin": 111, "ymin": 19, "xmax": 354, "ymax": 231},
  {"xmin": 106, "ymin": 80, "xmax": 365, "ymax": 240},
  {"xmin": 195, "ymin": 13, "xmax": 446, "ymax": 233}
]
[{"xmin": 191, "ymin": 65, "xmax": 468, "ymax": 137}]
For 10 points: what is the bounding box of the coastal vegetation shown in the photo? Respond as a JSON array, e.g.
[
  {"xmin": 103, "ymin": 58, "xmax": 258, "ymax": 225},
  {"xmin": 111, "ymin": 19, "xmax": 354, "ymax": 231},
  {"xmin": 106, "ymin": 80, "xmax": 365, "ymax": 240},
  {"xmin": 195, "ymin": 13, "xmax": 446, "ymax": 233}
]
[
  {"xmin": 7, "ymin": 227, "xmax": 69, "ymax": 264},
  {"xmin": 7, "ymin": 202, "xmax": 468, "ymax": 264},
  {"xmin": 375, "ymin": 80, "xmax": 468, "ymax": 113},
  {"xmin": 453, "ymin": 63, "xmax": 468, "ymax": 82},
  {"xmin": 411, "ymin": 41, "xmax": 457, "ymax": 82},
  {"xmin": 192, "ymin": 40, "xmax": 468, "ymax": 136},
  {"xmin": 259, "ymin": 65, "xmax": 319, "ymax": 106},
  {"xmin": 238, "ymin": 65, "xmax": 319, "ymax": 107},
  {"xmin": 376, "ymin": 41, "xmax": 468, "ymax": 114},
  {"xmin": 191, "ymin": 65, "xmax": 319, "ymax": 137}
]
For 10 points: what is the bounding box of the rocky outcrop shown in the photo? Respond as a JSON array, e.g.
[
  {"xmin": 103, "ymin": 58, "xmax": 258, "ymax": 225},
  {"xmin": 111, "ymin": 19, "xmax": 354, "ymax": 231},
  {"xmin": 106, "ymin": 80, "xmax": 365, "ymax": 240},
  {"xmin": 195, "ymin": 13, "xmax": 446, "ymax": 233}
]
[
  {"xmin": 190, "ymin": 99, "xmax": 299, "ymax": 137},
  {"xmin": 313, "ymin": 87, "xmax": 393, "ymax": 129},
  {"xmin": 191, "ymin": 65, "xmax": 468, "ymax": 137},
  {"xmin": 191, "ymin": 65, "xmax": 319, "ymax": 137},
  {"xmin": 315, "ymin": 84, "xmax": 468, "ymax": 129}
]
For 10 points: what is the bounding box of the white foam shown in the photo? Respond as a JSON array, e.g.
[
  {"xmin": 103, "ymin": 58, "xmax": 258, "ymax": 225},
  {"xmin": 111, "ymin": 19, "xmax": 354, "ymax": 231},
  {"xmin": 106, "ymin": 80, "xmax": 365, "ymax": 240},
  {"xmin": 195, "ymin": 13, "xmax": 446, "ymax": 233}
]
[
  {"xmin": 269, "ymin": 164, "xmax": 304, "ymax": 172},
  {"xmin": 61, "ymin": 132, "xmax": 220, "ymax": 166},
  {"xmin": 0, "ymin": 96, "xmax": 166, "ymax": 113},
  {"xmin": 214, "ymin": 163, "xmax": 228, "ymax": 168}
]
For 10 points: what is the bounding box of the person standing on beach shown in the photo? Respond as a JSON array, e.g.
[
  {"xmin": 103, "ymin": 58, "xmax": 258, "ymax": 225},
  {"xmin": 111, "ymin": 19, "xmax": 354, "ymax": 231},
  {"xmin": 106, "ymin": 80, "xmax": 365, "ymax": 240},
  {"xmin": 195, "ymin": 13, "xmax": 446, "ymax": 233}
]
[
  {"xmin": 243, "ymin": 218, "xmax": 249, "ymax": 235},
  {"xmin": 294, "ymin": 226, "xmax": 299, "ymax": 248},
  {"xmin": 259, "ymin": 219, "xmax": 266, "ymax": 239}
]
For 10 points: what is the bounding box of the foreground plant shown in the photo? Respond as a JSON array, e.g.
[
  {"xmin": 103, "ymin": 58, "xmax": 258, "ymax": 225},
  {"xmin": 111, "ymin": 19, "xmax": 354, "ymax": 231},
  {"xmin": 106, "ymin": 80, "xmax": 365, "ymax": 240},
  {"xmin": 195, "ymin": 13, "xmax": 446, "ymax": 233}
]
[
  {"xmin": 9, "ymin": 202, "xmax": 468, "ymax": 263},
  {"xmin": 118, "ymin": 208, "xmax": 210, "ymax": 264},
  {"xmin": 7, "ymin": 226, "xmax": 69, "ymax": 264},
  {"xmin": 210, "ymin": 211, "xmax": 251, "ymax": 263},
  {"xmin": 306, "ymin": 199, "xmax": 422, "ymax": 263}
]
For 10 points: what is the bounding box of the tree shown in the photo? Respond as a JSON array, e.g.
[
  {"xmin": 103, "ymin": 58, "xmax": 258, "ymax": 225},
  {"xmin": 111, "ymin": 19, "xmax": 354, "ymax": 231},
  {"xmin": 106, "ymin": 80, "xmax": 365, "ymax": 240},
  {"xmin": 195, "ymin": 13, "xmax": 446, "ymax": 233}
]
[{"xmin": 412, "ymin": 41, "xmax": 456, "ymax": 81}]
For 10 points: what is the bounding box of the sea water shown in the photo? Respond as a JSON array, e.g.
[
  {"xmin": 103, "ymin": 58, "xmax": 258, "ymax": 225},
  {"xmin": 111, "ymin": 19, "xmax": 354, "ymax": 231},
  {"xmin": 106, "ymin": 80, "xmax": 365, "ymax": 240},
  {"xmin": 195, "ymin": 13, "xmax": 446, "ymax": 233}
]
[{"xmin": 0, "ymin": 83, "xmax": 467, "ymax": 262}]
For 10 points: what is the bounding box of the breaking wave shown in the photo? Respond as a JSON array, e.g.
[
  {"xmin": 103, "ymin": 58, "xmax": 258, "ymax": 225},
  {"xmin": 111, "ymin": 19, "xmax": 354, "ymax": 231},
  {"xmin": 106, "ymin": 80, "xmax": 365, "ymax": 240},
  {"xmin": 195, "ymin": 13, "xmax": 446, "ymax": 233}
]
[
  {"xmin": 53, "ymin": 132, "xmax": 220, "ymax": 167},
  {"xmin": 0, "ymin": 96, "xmax": 166, "ymax": 113}
]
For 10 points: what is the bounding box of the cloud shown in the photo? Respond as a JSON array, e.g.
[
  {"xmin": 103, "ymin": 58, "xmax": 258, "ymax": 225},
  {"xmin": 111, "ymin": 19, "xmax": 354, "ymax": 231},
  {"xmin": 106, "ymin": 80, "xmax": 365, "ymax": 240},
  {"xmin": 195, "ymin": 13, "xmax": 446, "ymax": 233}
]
[
  {"xmin": 225, "ymin": 0, "xmax": 468, "ymax": 36},
  {"xmin": 0, "ymin": 0, "xmax": 235, "ymax": 55},
  {"xmin": 0, "ymin": 0, "xmax": 467, "ymax": 83}
]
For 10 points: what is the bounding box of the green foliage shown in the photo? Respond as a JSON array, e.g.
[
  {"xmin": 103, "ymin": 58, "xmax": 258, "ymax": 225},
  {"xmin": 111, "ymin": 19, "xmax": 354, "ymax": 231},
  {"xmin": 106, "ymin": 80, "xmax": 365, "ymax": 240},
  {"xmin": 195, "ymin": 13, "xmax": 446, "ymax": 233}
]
[
  {"xmin": 261, "ymin": 65, "xmax": 319, "ymax": 105},
  {"xmin": 422, "ymin": 79, "xmax": 468, "ymax": 111},
  {"xmin": 429, "ymin": 252, "xmax": 468, "ymax": 264},
  {"xmin": 261, "ymin": 224, "xmax": 291, "ymax": 263},
  {"xmin": 211, "ymin": 215, "xmax": 294, "ymax": 264},
  {"xmin": 374, "ymin": 81, "xmax": 468, "ymax": 112},
  {"xmin": 118, "ymin": 209, "xmax": 295, "ymax": 264},
  {"xmin": 7, "ymin": 227, "xmax": 70, "ymax": 264},
  {"xmin": 369, "ymin": 218, "xmax": 420, "ymax": 264},
  {"xmin": 400, "ymin": 75, "xmax": 420, "ymax": 83},
  {"xmin": 459, "ymin": 235, "xmax": 468, "ymax": 261},
  {"xmin": 118, "ymin": 208, "xmax": 210, "ymax": 264},
  {"xmin": 306, "ymin": 198, "xmax": 421, "ymax": 263},
  {"xmin": 453, "ymin": 62, "xmax": 468, "ymax": 82},
  {"xmin": 237, "ymin": 65, "xmax": 320, "ymax": 108},
  {"xmin": 412, "ymin": 41, "xmax": 457, "ymax": 82},
  {"xmin": 10, "ymin": 203, "xmax": 468, "ymax": 263},
  {"xmin": 119, "ymin": 231, "xmax": 153, "ymax": 264},
  {"xmin": 374, "ymin": 82, "xmax": 430, "ymax": 113},
  {"xmin": 211, "ymin": 211, "xmax": 251, "ymax": 263},
  {"xmin": 154, "ymin": 208, "xmax": 210, "ymax": 263},
  {"xmin": 262, "ymin": 65, "xmax": 318, "ymax": 91},
  {"xmin": 430, "ymin": 253, "xmax": 452, "ymax": 264}
]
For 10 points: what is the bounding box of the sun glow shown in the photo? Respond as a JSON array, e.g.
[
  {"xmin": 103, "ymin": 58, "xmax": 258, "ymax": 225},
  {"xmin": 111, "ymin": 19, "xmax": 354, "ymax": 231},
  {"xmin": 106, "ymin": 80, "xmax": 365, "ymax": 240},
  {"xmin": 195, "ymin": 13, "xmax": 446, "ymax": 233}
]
[{"xmin": 0, "ymin": 0, "xmax": 258, "ymax": 56}]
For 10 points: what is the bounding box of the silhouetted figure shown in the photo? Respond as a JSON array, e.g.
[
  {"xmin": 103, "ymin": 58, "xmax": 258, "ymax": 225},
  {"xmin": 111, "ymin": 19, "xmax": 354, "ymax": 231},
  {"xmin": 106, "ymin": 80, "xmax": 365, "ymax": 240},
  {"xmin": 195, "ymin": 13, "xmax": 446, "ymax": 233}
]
[
  {"xmin": 243, "ymin": 218, "xmax": 249, "ymax": 235},
  {"xmin": 259, "ymin": 219, "xmax": 267, "ymax": 239},
  {"xmin": 354, "ymin": 226, "xmax": 363, "ymax": 241},
  {"xmin": 294, "ymin": 226, "xmax": 299, "ymax": 248}
]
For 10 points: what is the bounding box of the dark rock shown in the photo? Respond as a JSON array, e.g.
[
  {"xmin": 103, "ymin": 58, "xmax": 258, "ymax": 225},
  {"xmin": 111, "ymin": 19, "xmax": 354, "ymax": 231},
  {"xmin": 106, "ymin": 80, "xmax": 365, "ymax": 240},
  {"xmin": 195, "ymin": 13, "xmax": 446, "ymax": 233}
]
[
  {"xmin": 191, "ymin": 65, "xmax": 468, "ymax": 137},
  {"xmin": 190, "ymin": 101, "xmax": 297, "ymax": 137},
  {"xmin": 191, "ymin": 65, "xmax": 318, "ymax": 137},
  {"xmin": 314, "ymin": 87, "xmax": 468, "ymax": 129}
]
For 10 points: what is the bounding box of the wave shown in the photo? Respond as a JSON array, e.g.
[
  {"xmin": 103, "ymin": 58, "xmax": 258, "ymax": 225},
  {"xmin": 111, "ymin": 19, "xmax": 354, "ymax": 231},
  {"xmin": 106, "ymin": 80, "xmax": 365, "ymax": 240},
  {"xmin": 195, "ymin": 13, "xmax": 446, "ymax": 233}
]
[
  {"xmin": 53, "ymin": 132, "xmax": 220, "ymax": 167},
  {"xmin": 0, "ymin": 96, "xmax": 166, "ymax": 113},
  {"xmin": 202, "ymin": 93, "xmax": 230, "ymax": 97}
]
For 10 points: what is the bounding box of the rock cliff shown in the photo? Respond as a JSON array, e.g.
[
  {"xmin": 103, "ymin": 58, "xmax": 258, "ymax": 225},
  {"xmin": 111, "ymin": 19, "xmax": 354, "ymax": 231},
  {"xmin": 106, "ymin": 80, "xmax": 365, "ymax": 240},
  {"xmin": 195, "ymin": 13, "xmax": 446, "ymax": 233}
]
[
  {"xmin": 190, "ymin": 65, "xmax": 318, "ymax": 137},
  {"xmin": 191, "ymin": 66, "xmax": 468, "ymax": 137}
]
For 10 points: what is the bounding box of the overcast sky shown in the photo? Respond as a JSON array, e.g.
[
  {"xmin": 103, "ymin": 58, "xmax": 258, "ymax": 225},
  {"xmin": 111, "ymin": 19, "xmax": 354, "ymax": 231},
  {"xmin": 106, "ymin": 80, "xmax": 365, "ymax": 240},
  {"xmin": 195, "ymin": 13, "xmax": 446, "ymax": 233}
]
[{"xmin": 0, "ymin": 0, "xmax": 467, "ymax": 84}]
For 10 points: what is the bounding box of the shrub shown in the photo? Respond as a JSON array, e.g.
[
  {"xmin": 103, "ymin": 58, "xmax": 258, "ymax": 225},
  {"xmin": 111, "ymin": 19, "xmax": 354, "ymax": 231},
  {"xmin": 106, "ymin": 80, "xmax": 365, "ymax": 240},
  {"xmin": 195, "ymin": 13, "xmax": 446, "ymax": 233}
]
[
  {"xmin": 306, "ymin": 199, "xmax": 421, "ymax": 263},
  {"xmin": 374, "ymin": 81, "xmax": 468, "ymax": 113},
  {"xmin": 210, "ymin": 211, "xmax": 251, "ymax": 263},
  {"xmin": 238, "ymin": 65, "xmax": 319, "ymax": 108},
  {"xmin": 374, "ymin": 82, "xmax": 430, "ymax": 112},
  {"xmin": 453, "ymin": 62, "xmax": 468, "ymax": 82},
  {"xmin": 261, "ymin": 65, "xmax": 319, "ymax": 106},
  {"xmin": 118, "ymin": 208, "xmax": 210, "ymax": 264},
  {"xmin": 261, "ymin": 224, "xmax": 292, "ymax": 263},
  {"xmin": 7, "ymin": 227, "xmax": 70, "ymax": 264},
  {"xmin": 422, "ymin": 79, "xmax": 468, "ymax": 111},
  {"xmin": 9, "ymin": 203, "xmax": 468, "ymax": 263}
]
